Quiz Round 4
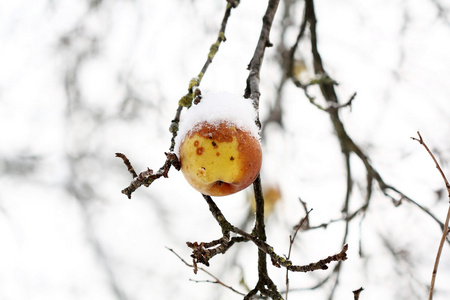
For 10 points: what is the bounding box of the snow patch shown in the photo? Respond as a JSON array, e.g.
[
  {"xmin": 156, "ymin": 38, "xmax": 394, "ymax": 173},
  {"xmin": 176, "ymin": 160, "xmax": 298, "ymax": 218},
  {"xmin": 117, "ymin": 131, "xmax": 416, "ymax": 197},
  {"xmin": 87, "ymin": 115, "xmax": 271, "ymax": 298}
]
[{"xmin": 174, "ymin": 92, "xmax": 260, "ymax": 157}]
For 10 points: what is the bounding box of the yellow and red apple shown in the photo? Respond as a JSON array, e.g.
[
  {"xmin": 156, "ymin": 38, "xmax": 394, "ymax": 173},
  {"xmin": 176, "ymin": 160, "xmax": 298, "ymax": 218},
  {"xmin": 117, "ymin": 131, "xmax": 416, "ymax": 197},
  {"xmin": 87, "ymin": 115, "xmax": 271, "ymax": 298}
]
[{"xmin": 178, "ymin": 121, "xmax": 262, "ymax": 196}]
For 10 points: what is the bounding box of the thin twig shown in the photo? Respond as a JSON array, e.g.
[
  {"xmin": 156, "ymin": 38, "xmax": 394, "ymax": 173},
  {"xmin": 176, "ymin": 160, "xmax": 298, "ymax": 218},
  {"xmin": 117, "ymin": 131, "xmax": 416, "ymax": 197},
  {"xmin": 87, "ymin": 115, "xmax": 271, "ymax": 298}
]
[
  {"xmin": 115, "ymin": 153, "xmax": 137, "ymax": 178},
  {"xmin": 116, "ymin": 152, "xmax": 180, "ymax": 198},
  {"xmin": 411, "ymin": 131, "xmax": 450, "ymax": 300},
  {"xmin": 285, "ymin": 207, "xmax": 313, "ymax": 299},
  {"xmin": 245, "ymin": 0, "xmax": 281, "ymax": 129},
  {"xmin": 166, "ymin": 247, "xmax": 246, "ymax": 297},
  {"xmin": 170, "ymin": 2, "xmax": 239, "ymax": 151}
]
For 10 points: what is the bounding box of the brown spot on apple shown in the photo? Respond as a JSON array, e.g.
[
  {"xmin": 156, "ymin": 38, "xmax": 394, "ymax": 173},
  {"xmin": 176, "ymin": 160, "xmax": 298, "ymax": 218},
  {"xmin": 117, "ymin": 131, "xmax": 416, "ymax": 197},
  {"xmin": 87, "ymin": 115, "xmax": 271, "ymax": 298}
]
[
  {"xmin": 198, "ymin": 167, "xmax": 206, "ymax": 176},
  {"xmin": 196, "ymin": 147, "xmax": 204, "ymax": 155}
]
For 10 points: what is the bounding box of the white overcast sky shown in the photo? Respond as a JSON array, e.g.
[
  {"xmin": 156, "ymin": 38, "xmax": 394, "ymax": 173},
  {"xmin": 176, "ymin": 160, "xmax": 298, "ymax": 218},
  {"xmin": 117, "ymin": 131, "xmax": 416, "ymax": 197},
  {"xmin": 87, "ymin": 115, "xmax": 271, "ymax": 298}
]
[{"xmin": 1, "ymin": 0, "xmax": 450, "ymax": 299}]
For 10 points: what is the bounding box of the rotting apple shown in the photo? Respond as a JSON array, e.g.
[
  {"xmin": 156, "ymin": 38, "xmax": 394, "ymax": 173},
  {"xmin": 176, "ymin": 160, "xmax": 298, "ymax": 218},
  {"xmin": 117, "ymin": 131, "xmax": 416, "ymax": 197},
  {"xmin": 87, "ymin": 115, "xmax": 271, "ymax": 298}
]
[{"xmin": 178, "ymin": 121, "xmax": 262, "ymax": 196}]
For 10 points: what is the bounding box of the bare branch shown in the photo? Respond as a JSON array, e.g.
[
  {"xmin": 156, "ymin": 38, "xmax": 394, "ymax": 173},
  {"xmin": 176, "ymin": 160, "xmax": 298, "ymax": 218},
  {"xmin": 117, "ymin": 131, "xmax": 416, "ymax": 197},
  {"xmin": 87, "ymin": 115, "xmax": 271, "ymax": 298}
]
[
  {"xmin": 287, "ymin": 244, "xmax": 348, "ymax": 272},
  {"xmin": 286, "ymin": 205, "xmax": 313, "ymax": 299},
  {"xmin": 197, "ymin": 195, "xmax": 348, "ymax": 273},
  {"xmin": 116, "ymin": 152, "xmax": 180, "ymax": 199},
  {"xmin": 412, "ymin": 131, "xmax": 450, "ymax": 300},
  {"xmin": 166, "ymin": 247, "xmax": 246, "ymax": 297},
  {"xmin": 115, "ymin": 152, "xmax": 138, "ymax": 178},
  {"xmin": 245, "ymin": 0, "xmax": 281, "ymax": 129},
  {"xmin": 170, "ymin": 2, "xmax": 239, "ymax": 151}
]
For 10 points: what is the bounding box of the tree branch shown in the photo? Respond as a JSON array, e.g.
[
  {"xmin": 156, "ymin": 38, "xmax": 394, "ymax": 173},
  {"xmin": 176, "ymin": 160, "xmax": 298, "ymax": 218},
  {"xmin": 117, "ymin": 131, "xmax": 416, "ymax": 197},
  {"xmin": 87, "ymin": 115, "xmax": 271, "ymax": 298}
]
[
  {"xmin": 166, "ymin": 247, "xmax": 247, "ymax": 297},
  {"xmin": 245, "ymin": 0, "xmax": 281, "ymax": 130},
  {"xmin": 193, "ymin": 195, "xmax": 348, "ymax": 274},
  {"xmin": 170, "ymin": 1, "xmax": 239, "ymax": 150},
  {"xmin": 116, "ymin": 152, "xmax": 180, "ymax": 199},
  {"xmin": 412, "ymin": 131, "xmax": 450, "ymax": 300}
]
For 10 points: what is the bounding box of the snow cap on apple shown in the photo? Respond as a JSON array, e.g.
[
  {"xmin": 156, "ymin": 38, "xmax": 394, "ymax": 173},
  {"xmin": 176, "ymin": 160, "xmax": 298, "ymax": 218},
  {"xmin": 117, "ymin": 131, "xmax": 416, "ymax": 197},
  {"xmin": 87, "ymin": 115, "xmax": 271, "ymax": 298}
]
[{"xmin": 175, "ymin": 92, "xmax": 262, "ymax": 196}]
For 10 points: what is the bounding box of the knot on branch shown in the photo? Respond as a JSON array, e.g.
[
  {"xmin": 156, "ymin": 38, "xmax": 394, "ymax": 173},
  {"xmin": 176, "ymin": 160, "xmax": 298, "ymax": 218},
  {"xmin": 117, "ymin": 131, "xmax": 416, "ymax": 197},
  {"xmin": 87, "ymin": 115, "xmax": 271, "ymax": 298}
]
[
  {"xmin": 165, "ymin": 152, "xmax": 181, "ymax": 171},
  {"xmin": 186, "ymin": 236, "xmax": 231, "ymax": 271},
  {"xmin": 187, "ymin": 242, "xmax": 212, "ymax": 268}
]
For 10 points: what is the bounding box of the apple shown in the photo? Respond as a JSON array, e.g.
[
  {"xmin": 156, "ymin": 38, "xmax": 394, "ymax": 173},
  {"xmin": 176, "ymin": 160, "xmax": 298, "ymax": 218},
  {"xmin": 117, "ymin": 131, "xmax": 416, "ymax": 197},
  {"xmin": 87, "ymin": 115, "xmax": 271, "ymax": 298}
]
[
  {"xmin": 247, "ymin": 184, "xmax": 281, "ymax": 216},
  {"xmin": 178, "ymin": 121, "xmax": 262, "ymax": 196}
]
